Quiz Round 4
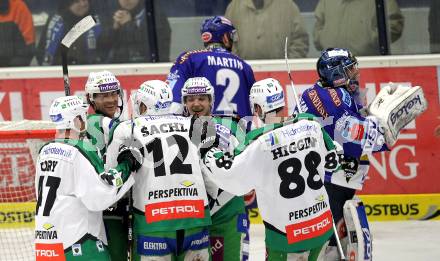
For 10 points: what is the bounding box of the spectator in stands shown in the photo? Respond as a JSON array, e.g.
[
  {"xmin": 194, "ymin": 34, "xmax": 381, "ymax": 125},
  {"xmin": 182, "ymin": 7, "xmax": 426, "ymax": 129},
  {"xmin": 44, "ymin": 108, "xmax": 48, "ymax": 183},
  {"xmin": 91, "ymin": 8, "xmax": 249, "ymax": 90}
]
[
  {"xmin": 429, "ymin": 0, "xmax": 440, "ymax": 53},
  {"xmin": 106, "ymin": 0, "xmax": 171, "ymax": 63},
  {"xmin": 225, "ymin": 0, "xmax": 309, "ymax": 59},
  {"xmin": 36, "ymin": 0, "xmax": 106, "ymax": 65},
  {"xmin": 314, "ymin": 0, "xmax": 404, "ymax": 56},
  {"xmin": 0, "ymin": 0, "xmax": 35, "ymax": 67}
]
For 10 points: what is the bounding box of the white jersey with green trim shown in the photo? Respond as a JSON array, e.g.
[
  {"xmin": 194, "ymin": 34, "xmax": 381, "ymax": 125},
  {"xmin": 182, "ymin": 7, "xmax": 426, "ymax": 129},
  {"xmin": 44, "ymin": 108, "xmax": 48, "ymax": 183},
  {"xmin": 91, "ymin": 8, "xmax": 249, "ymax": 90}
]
[
  {"xmin": 106, "ymin": 115, "xmax": 210, "ymax": 231},
  {"xmin": 202, "ymin": 119, "xmax": 338, "ymax": 251},
  {"xmin": 34, "ymin": 140, "xmax": 134, "ymax": 256}
]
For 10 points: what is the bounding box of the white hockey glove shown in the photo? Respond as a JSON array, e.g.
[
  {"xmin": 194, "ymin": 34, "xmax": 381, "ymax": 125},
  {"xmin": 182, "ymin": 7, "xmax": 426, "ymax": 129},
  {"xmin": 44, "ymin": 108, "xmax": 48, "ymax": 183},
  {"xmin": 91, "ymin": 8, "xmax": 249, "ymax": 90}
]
[
  {"xmin": 368, "ymin": 83, "xmax": 427, "ymax": 147},
  {"xmin": 99, "ymin": 169, "xmax": 124, "ymax": 188}
]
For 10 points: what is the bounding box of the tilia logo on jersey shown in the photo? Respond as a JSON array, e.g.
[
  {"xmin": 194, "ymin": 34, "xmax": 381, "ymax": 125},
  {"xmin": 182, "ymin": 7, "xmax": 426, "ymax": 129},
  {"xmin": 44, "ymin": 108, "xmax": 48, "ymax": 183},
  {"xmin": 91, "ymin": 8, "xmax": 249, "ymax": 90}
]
[
  {"xmin": 145, "ymin": 200, "xmax": 205, "ymax": 223},
  {"xmin": 285, "ymin": 210, "xmax": 333, "ymax": 244},
  {"xmin": 35, "ymin": 243, "xmax": 65, "ymax": 261}
]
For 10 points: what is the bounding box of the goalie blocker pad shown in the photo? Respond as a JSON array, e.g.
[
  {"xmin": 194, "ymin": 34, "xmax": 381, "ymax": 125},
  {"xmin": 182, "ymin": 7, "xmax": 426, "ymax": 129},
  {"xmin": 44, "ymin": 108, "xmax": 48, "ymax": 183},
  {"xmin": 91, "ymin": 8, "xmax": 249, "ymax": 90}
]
[
  {"xmin": 343, "ymin": 198, "xmax": 372, "ymax": 261},
  {"xmin": 368, "ymin": 85, "xmax": 427, "ymax": 146}
]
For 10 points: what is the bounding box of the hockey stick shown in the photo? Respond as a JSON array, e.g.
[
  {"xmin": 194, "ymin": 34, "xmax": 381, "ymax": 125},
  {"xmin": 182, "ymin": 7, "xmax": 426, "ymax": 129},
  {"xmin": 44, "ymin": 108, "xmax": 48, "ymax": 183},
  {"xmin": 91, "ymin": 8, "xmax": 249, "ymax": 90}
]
[
  {"xmin": 127, "ymin": 107, "xmax": 137, "ymax": 261},
  {"xmin": 285, "ymin": 37, "xmax": 346, "ymax": 260},
  {"xmin": 60, "ymin": 15, "xmax": 96, "ymax": 95},
  {"xmin": 284, "ymin": 37, "xmax": 302, "ymax": 114}
]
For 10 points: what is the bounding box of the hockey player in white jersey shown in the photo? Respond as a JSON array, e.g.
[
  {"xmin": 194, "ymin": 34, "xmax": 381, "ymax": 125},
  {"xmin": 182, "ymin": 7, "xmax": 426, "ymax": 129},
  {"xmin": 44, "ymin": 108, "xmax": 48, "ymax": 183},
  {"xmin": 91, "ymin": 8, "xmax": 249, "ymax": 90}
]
[
  {"xmin": 35, "ymin": 96, "xmax": 142, "ymax": 260},
  {"xmin": 106, "ymin": 80, "xmax": 214, "ymax": 260},
  {"xmin": 202, "ymin": 78, "xmax": 340, "ymax": 261},
  {"xmin": 181, "ymin": 77, "xmax": 248, "ymax": 261}
]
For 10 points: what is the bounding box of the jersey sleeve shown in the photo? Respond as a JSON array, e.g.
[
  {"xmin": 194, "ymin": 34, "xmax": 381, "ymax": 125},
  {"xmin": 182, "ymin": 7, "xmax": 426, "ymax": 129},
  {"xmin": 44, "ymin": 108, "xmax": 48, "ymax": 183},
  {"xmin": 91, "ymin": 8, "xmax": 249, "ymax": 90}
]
[
  {"xmin": 167, "ymin": 52, "xmax": 192, "ymax": 113},
  {"xmin": 105, "ymin": 121, "xmax": 132, "ymax": 170},
  {"xmin": 300, "ymin": 87, "xmax": 387, "ymax": 159},
  {"xmin": 201, "ymin": 140, "xmax": 261, "ymax": 196},
  {"xmin": 74, "ymin": 150, "xmax": 134, "ymax": 212}
]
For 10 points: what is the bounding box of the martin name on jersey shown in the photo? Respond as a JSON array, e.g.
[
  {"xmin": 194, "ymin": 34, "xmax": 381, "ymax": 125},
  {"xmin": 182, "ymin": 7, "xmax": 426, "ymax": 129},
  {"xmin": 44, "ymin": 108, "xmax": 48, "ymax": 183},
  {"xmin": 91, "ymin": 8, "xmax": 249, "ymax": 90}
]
[
  {"xmin": 106, "ymin": 115, "xmax": 211, "ymax": 233},
  {"xmin": 202, "ymin": 116, "xmax": 339, "ymax": 252},
  {"xmin": 167, "ymin": 47, "xmax": 255, "ymax": 116}
]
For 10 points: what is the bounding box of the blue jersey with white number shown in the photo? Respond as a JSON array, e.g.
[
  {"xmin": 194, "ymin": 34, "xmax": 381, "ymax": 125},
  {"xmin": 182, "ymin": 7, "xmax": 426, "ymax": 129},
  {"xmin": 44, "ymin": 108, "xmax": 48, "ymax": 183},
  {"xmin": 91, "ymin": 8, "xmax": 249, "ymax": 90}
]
[
  {"xmin": 167, "ymin": 47, "xmax": 255, "ymax": 117},
  {"xmin": 298, "ymin": 82, "xmax": 388, "ymax": 189}
]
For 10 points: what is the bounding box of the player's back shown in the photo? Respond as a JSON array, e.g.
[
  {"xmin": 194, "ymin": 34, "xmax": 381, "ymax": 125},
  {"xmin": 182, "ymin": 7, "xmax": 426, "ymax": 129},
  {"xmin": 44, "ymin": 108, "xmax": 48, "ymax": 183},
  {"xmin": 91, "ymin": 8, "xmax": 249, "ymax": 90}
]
[
  {"xmin": 131, "ymin": 115, "xmax": 211, "ymax": 233},
  {"xmin": 201, "ymin": 115, "xmax": 337, "ymax": 251},
  {"xmin": 249, "ymin": 119, "xmax": 333, "ymax": 224},
  {"xmin": 168, "ymin": 47, "xmax": 255, "ymax": 116},
  {"xmin": 35, "ymin": 140, "xmax": 117, "ymax": 250}
]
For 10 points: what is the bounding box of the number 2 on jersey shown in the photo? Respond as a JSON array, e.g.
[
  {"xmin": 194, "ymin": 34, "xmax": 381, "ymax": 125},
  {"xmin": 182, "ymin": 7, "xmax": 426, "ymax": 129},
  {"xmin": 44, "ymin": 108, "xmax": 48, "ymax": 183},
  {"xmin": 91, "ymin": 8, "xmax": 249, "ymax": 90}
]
[{"xmin": 216, "ymin": 68, "xmax": 240, "ymax": 113}]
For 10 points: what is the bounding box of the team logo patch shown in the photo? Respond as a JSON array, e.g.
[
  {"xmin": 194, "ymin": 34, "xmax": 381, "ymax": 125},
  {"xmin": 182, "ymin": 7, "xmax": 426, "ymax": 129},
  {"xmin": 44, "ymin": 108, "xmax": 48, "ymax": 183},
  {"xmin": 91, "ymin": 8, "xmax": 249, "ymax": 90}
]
[
  {"xmin": 180, "ymin": 180, "xmax": 195, "ymax": 187},
  {"xmin": 341, "ymin": 88, "xmax": 352, "ymax": 107},
  {"xmin": 201, "ymin": 32, "xmax": 212, "ymax": 43},
  {"xmin": 145, "ymin": 200, "xmax": 205, "ymax": 223},
  {"xmin": 43, "ymin": 223, "xmax": 54, "ymax": 230},
  {"xmin": 155, "ymin": 101, "xmax": 172, "ymax": 110},
  {"xmin": 328, "ymin": 89, "xmax": 342, "ymax": 107},
  {"xmin": 341, "ymin": 119, "xmax": 365, "ymax": 141},
  {"xmin": 265, "ymin": 132, "xmax": 279, "ymax": 147},
  {"xmin": 210, "ymin": 237, "xmax": 224, "ymax": 261},
  {"xmin": 50, "ymin": 113, "xmax": 63, "ymax": 123},
  {"xmin": 137, "ymin": 235, "xmax": 174, "ymax": 256},
  {"xmin": 182, "ymin": 229, "xmax": 210, "ymax": 251},
  {"xmin": 96, "ymin": 240, "xmax": 104, "ymax": 252},
  {"xmin": 72, "ymin": 244, "xmax": 82, "ymax": 256},
  {"xmin": 285, "ymin": 210, "xmax": 333, "ymax": 244},
  {"xmin": 35, "ymin": 243, "xmax": 65, "ymax": 260},
  {"xmin": 307, "ymin": 90, "xmax": 329, "ymax": 118}
]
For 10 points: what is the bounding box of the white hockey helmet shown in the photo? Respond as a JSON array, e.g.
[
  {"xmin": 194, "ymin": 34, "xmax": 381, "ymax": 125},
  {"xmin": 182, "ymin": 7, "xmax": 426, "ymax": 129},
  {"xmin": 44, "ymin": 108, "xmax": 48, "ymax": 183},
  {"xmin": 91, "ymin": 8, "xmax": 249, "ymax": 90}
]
[
  {"xmin": 49, "ymin": 95, "xmax": 89, "ymax": 132},
  {"xmin": 249, "ymin": 78, "xmax": 285, "ymax": 116},
  {"xmin": 131, "ymin": 80, "xmax": 173, "ymax": 116},
  {"xmin": 85, "ymin": 70, "xmax": 122, "ymax": 101},
  {"xmin": 181, "ymin": 77, "xmax": 215, "ymax": 104}
]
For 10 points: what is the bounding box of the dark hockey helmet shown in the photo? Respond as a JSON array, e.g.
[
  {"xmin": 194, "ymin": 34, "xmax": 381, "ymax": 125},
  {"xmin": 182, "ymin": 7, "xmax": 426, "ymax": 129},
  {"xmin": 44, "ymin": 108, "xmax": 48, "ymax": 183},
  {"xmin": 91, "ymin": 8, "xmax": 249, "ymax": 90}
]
[
  {"xmin": 200, "ymin": 16, "xmax": 237, "ymax": 44},
  {"xmin": 317, "ymin": 48, "xmax": 359, "ymax": 93}
]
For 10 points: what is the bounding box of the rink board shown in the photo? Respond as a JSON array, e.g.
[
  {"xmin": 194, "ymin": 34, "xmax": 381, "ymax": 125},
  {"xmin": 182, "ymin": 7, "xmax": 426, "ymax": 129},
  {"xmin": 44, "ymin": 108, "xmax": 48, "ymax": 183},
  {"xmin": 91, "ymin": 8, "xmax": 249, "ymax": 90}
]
[
  {"xmin": 248, "ymin": 193, "xmax": 440, "ymax": 224},
  {"xmin": 0, "ymin": 194, "xmax": 439, "ymax": 230}
]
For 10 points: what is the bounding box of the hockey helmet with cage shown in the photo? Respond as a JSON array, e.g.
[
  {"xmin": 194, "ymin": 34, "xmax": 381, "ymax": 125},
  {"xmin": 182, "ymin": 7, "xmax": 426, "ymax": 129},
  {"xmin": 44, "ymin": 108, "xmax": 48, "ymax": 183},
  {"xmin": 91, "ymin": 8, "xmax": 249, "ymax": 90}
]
[
  {"xmin": 317, "ymin": 48, "xmax": 359, "ymax": 93},
  {"xmin": 200, "ymin": 16, "xmax": 237, "ymax": 44},
  {"xmin": 131, "ymin": 80, "xmax": 173, "ymax": 117},
  {"xmin": 85, "ymin": 70, "xmax": 122, "ymax": 101},
  {"xmin": 181, "ymin": 77, "xmax": 215, "ymax": 105},
  {"xmin": 249, "ymin": 78, "xmax": 285, "ymax": 117},
  {"xmin": 49, "ymin": 95, "xmax": 89, "ymax": 133}
]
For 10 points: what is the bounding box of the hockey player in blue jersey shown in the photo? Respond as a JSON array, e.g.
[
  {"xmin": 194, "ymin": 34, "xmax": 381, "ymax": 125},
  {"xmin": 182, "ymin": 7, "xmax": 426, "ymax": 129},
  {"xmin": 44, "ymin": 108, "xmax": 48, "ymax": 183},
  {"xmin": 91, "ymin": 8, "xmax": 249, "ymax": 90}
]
[
  {"xmin": 167, "ymin": 16, "xmax": 256, "ymax": 117},
  {"xmin": 299, "ymin": 48, "xmax": 391, "ymax": 260}
]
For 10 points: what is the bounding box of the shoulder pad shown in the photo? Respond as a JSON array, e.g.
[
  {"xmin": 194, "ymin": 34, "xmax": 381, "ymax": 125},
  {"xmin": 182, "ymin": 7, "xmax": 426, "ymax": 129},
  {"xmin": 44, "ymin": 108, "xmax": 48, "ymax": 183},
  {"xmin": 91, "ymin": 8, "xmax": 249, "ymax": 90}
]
[{"xmin": 177, "ymin": 49, "xmax": 210, "ymax": 64}]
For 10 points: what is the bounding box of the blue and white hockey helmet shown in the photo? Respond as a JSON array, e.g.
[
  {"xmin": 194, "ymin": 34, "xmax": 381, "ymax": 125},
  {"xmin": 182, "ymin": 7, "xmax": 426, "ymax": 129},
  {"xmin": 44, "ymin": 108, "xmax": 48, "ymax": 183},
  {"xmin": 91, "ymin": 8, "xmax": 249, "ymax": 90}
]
[
  {"xmin": 200, "ymin": 16, "xmax": 237, "ymax": 44},
  {"xmin": 249, "ymin": 78, "xmax": 285, "ymax": 115},
  {"xmin": 49, "ymin": 95, "xmax": 89, "ymax": 132},
  {"xmin": 317, "ymin": 48, "xmax": 359, "ymax": 92},
  {"xmin": 131, "ymin": 80, "xmax": 173, "ymax": 117}
]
